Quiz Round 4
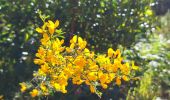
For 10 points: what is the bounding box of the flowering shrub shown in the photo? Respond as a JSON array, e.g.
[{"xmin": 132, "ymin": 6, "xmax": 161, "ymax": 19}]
[{"xmin": 20, "ymin": 19, "xmax": 139, "ymax": 98}]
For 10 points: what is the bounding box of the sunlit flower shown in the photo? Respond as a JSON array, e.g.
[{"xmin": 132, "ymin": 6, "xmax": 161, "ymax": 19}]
[
  {"xmin": 20, "ymin": 83, "xmax": 27, "ymax": 92},
  {"xmin": 132, "ymin": 61, "xmax": 139, "ymax": 70},
  {"xmin": 47, "ymin": 20, "xmax": 59, "ymax": 35},
  {"xmin": 116, "ymin": 77, "xmax": 121, "ymax": 86},
  {"xmin": 30, "ymin": 89, "xmax": 39, "ymax": 98},
  {"xmin": 145, "ymin": 9, "xmax": 153, "ymax": 16},
  {"xmin": 108, "ymin": 48, "xmax": 114, "ymax": 57}
]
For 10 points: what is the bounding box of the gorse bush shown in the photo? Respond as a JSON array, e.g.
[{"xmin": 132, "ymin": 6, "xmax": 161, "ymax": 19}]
[
  {"xmin": 19, "ymin": 18, "xmax": 139, "ymax": 98},
  {"xmin": 0, "ymin": 0, "xmax": 157, "ymax": 99}
]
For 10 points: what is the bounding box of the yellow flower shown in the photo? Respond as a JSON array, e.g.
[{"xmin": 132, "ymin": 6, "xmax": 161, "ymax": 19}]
[
  {"xmin": 78, "ymin": 37, "xmax": 87, "ymax": 49},
  {"xmin": 54, "ymin": 83, "xmax": 60, "ymax": 91},
  {"xmin": 112, "ymin": 62, "xmax": 120, "ymax": 73},
  {"xmin": 34, "ymin": 59, "xmax": 45, "ymax": 65},
  {"xmin": 101, "ymin": 83, "xmax": 108, "ymax": 89},
  {"xmin": 145, "ymin": 9, "xmax": 153, "ymax": 16},
  {"xmin": 36, "ymin": 27, "xmax": 44, "ymax": 34},
  {"xmin": 114, "ymin": 49, "xmax": 121, "ymax": 58},
  {"xmin": 70, "ymin": 43, "xmax": 75, "ymax": 49},
  {"xmin": 108, "ymin": 48, "xmax": 114, "ymax": 57},
  {"xmin": 87, "ymin": 72, "xmax": 97, "ymax": 81},
  {"xmin": 116, "ymin": 77, "xmax": 121, "ymax": 86},
  {"xmin": 122, "ymin": 75, "xmax": 129, "ymax": 81},
  {"xmin": 90, "ymin": 85, "xmax": 96, "ymax": 93},
  {"xmin": 79, "ymin": 41, "xmax": 87, "ymax": 49},
  {"xmin": 40, "ymin": 83, "xmax": 48, "ymax": 93},
  {"xmin": 40, "ymin": 64, "xmax": 49, "ymax": 73},
  {"xmin": 84, "ymin": 48, "xmax": 90, "ymax": 56},
  {"xmin": 108, "ymin": 73, "xmax": 115, "ymax": 82},
  {"xmin": 60, "ymin": 85, "xmax": 67, "ymax": 93},
  {"xmin": 47, "ymin": 20, "xmax": 59, "ymax": 35},
  {"xmin": 89, "ymin": 64, "xmax": 98, "ymax": 71},
  {"xmin": 99, "ymin": 73, "xmax": 108, "ymax": 84},
  {"xmin": 70, "ymin": 35, "xmax": 87, "ymax": 49},
  {"xmin": 72, "ymin": 75, "xmax": 84, "ymax": 85},
  {"xmin": 70, "ymin": 35, "xmax": 77, "ymax": 43},
  {"xmin": 132, "ymin": 61, "xmax": 139, "ymax": 70},
  {"xmin": 74, "ymin": 56, "xmax": 86, "ymax": 68},
  {"xmin": 41, "ymin": 33, "xmax": 50, "ymax": 46},
  {"xmin": 19, "ymin": 83, "xmax": 27, "ymax": 92},
  {"xmin": 66, "ymin": 47, "xmax": 72, "ymax": 53},
  {"xmin": 120, "ymin": 62, "xmax": 130, "ymax": 75},
  {"xmin": 30, "ymin": 89, "xmax": 39, "ymax": 98},
  {"xmin": 35, "ymin": 47, "xmax": 46, "ymax": 58},
  {"xmin": 36, "ymin": 22, "xmax": 48, "ymax": 34}
]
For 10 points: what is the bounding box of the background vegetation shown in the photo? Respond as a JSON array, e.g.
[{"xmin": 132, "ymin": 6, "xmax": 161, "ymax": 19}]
[{"xmin": 0, "ymin": 0, "xmax": 169, "ymax": 99}]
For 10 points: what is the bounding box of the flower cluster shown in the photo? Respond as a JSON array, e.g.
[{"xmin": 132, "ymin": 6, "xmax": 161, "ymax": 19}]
[{"xmin": 20, "ymin": 19, "xmax": 139, "ymax": 98}]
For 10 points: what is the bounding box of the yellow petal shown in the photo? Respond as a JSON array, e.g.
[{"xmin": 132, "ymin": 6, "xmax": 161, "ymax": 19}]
[
  {"xmin": 101, "ymin": 83, "xmax": 108, "ymax": 89},
  {"xmin": 108, "ymin": 48, "xmax": 114, "ymax": 57},
  {"xmin": 70, "ymin": 43, "xmax": 75, "ymax": 49},
  {"xmin": 48, "ymin": 27, "xmax": 54, "ymax": 35},
  {"xmin": 78, "ymin": 37, "xmax": 83, "ymax": 43},
  {"xmin": 114, "ymin": 49, "xmax": 121, "ymax": 58},
  {"xmin": 48, "ymin": 20, "xmax": 55, "ymax": 26},
  {"xmin": 55, "ymin": 20, "xmax": 59, "ymax": 28},
  {"xmin": 145, "ymin": 9, "xmax": 153, "ymax": 16},
  {"xmin": 90, "ymin": 85, "xmax": 96, "ymax": 93},
  {"xmin": 132, "ymin": 61, "xmax": 139, "ymax": 70},
  {"xmin": 116, "ymin": 77, "xmax": 121, "ymax": 86},
  {"xmin": 84, "ymin": 48, "xmax": 90, "ymax": 56},
  {"xmin": 72, "ymin": 35, "xmax": 77, "ymax": 43},
  {"xmin": 36, "ymin": 27, "xmax": 43, "ymax": 33},
  {"xmin": 30, "ymin": 89, "xmax": 38, "ymax": 98},
  {"xmin": 122, "ymin": 75, "xmax": 129, "ymax": 81},
  {"xmin": 20, "ymin": 83, "xmax": 27, "ymax": 92},
  {"xmin": 54, "ymin": 83, "xmax": 60, "ymax": 91}
]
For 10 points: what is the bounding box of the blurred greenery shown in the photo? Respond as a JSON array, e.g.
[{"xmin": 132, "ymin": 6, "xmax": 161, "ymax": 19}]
[
  {"xmin": 0, "ymin": 0, "xmax": 169, "ymax": 100},
  {"xmin": 124, "ymin": 13, "xmax": 170, "ymax": 99},
  {"xmin": 125, "ymin": 33, "xmax": 170, "ymax": 99}
]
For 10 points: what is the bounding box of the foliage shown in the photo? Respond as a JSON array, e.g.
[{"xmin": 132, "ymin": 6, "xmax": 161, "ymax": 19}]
[
  {"xmin": 157, "ymin": 11, "xmax": 170, "ymax": 38},
  {"xmin": 124, "ymin": 33, "xmax": 170, "ymax": 99}
]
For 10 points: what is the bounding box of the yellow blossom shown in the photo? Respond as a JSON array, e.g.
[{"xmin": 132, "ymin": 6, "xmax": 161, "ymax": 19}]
[
  {"xmin": 87, "ymin": 72, "xmax": 97, "ymax": 81},
  {"xmin": 70, "ymin": 35, "xmax": 77, "ymax": 43},
  {"xmin": 54, "ymin": 83, "xmax": 61, "ymax": 91},
  {"xmin": 30, "ymin": 89, "xmax": 39, "ymax": 98},
  {"xmin": 40, "ymin": 83, "xmax": 48, "ymax": 93},
  {"xmin": 116, "ymin": 77, "xmax": 121, "ymax": 86},
  {"xmin": 90, "ymin": 85, "xmax": 96, "ymax": 93},
  {"xmin": 60, "ymin": 85, "xmax": 67, "ymax": 93},
  {"xmin": 20, "ymin": 83, "xmax": 27, "ymax": 92},
  {"xmin": 145, "ymin": 9, "xmax": 153, "ymax": 16},
  {"xmin": 101, "ymin": 83, "xmax": 108, "ymax": 89},
  {"xmin": 74, "ymin": 56, "xmax": 86, "ymax": 68},
  {"xmin": 36, "ymin": 27, "xmax": 44, "ymax": 34},
  {"xmin": 132, "ymin": 61, "xmax": 139, "ymax": 70},
  {"xmin": 47, "ymin": 20, "xmax": 59, "ymax": 35},
  {"xmin": 114, "ymin": 49, "xmax": 121, "ymax": 58},
  {"xmin": 84, "ymin": 48, "xmax": 90, "ymax": 56},
  {"xmin": 122, "ymin": 75, "xmax": 129, "ymax": 81},
  {"xmin": 108, "ymin": 48, "xmax": 114, "ymax": 57}
]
